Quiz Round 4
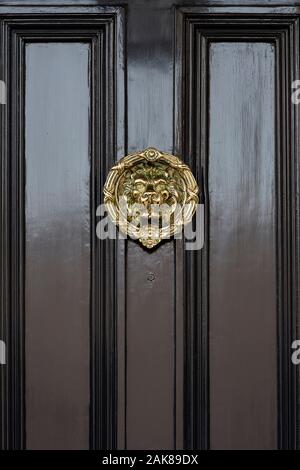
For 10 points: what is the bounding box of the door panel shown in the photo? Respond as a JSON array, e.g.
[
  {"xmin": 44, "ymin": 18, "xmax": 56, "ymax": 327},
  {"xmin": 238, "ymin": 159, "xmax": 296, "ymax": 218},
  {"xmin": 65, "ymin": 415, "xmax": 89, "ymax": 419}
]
[
  {"xmin": 0, "ymin": 9, "xmax": 125, "ymax": 450},
  {"xmin": 25, "ymin": 42, "xmax": 91, "ymax": 450},
  {"xmin": 208, "ymin": 41, "xmax": 277, "ymax": 449},
  {"xmin": 176, "ymin": 9, "xmax": 299, "ymax": 449}
]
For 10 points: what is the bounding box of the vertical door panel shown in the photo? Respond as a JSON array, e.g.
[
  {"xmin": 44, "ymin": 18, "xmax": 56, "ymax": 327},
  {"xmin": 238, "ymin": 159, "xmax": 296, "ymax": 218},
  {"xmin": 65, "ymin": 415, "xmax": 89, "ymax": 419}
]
[
  {"xmin": 177, "ymin": 10, "xmax": 299, "ymax": 450},
  {"xmin": 25, "ymin": 42, "xmax": 91, "ymax": 450},
  {"xmin": 1, "ymin": 9, "xmax": 124, "ymax": 450},
  {"xmin": 208, "ymin": 42, "xmax": 277, "ymax": 449}
]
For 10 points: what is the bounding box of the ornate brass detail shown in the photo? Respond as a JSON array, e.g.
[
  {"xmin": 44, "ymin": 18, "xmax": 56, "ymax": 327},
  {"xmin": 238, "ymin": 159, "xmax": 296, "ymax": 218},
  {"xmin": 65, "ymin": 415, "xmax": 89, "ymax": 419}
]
[{"xmin": 103, "ymin": 147, "xmax": 199, "ymax": 248}]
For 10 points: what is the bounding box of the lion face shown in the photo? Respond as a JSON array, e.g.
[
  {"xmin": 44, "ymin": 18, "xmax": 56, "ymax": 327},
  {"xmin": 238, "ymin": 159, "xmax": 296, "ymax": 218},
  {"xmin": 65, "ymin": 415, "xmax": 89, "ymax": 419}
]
[{"xmin": 119, "ymin": 162, "xmax": 185, "ymax": 221}]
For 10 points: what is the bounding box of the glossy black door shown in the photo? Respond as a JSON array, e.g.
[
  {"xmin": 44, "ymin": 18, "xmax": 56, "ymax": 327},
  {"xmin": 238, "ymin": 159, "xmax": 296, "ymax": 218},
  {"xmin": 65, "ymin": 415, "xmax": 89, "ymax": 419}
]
[{"xmin": 0, "ymin": 0, "xmax": 299, "ymax": 450}]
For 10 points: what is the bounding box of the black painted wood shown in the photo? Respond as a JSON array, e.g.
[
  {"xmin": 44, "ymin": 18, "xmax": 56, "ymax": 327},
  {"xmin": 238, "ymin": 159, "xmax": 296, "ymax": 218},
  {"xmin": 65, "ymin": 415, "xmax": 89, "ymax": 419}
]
[
  {"xmin": 0, "ymin": 0, "xmax": 299, "ymax": 451},
  {"xmin": 0, "ymin": 8, "xmax": 125, "ymax": 450},
  {"xmin": 175, "ymin": 8, "xmax": 299, "ymax": 450},
  {"xmin": 25, "ymin": 41, "xmax": 91, "ymax": 450}
]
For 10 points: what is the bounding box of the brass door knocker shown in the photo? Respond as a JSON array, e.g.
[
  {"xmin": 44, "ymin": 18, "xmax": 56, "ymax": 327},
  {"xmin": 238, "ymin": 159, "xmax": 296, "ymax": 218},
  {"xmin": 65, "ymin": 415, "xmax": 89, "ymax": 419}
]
[{"xmin": 103, "ymin": 147, "xmax": 199, "ymax": 248}]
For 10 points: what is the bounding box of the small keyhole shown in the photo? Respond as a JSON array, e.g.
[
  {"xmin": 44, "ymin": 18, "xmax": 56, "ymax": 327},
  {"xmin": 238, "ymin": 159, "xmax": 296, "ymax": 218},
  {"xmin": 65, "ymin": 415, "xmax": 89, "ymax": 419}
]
[{"xmin": 147, "ymin": 272, "xmax": 155, "ymax": 282}]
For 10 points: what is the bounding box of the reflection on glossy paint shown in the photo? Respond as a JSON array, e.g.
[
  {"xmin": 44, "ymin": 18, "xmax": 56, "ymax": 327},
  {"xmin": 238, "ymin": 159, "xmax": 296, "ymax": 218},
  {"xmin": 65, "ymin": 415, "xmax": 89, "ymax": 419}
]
[
  {"xmin": 25, "ymin": 42, "xmax": 91, "ymax": 450},
  {"xmin": 209, "ymin": 42, "xmax": 277, "ymax": 450}
]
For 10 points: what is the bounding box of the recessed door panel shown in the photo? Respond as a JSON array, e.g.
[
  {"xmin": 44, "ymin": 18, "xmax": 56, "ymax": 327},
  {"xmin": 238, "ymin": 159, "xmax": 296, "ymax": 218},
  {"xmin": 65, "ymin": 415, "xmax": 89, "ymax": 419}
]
[
  {"xmin": 25, "ymin": 42, "xmax": 91, "ymax": 450},
  {"xmin": 177, "ymin": 11, "xmax": 299, "ymax": 450},
  {"xmin": 0, "ymin": 9, "xmax": 124, "ymax": 450},
  {"xmin": 208, "ymin": 42, "xmax": 277, "ymax": 449}
]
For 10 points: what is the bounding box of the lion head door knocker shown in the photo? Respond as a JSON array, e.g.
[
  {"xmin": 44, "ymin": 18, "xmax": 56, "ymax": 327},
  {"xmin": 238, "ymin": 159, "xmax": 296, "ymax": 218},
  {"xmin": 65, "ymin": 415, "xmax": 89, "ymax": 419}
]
[{"xmin": 103, "ymin": 148, "xmax": 199, "ymax": 249}]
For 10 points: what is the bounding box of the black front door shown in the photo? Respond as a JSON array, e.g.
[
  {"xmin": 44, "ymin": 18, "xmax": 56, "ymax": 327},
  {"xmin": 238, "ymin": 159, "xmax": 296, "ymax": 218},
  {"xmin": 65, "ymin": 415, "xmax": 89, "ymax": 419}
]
[{"xmin": 0, "ymin": 0, "xmax": 299, "ymax": 450}]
